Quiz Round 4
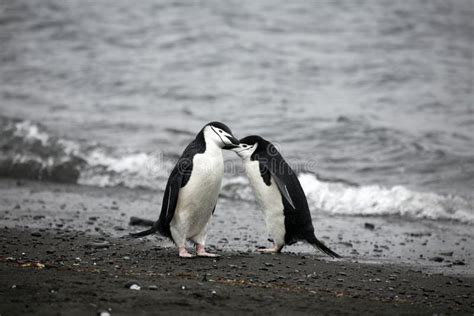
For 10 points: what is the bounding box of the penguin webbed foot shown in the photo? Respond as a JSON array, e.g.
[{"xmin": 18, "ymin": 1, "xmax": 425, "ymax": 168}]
[
  {"xmin": 178, "ymin": 247, "xmax": 195, "ymax": 258},
  {"xmin": 256, "ymin": 244, "xmax": 283, "ymax": 253},
  {"xmin": 197, "ymin": 252, "xmax": 220, "ymax": 258},
  {"xmin": 196, "ymin": 244, "xmax": 220, "ymax": 257}
]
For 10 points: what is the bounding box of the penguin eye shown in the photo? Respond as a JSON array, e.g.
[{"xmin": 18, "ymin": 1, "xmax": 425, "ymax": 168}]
[
  {"xmin": 219, "ymin": 130, "xmax": 223, "ymax": 133},
  {"xmin": 242, "ymin": 145, "xmax": 248, "ymax": 148}
]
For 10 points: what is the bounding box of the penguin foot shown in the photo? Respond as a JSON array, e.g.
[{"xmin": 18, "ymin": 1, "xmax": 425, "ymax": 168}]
[
  {"xmin": 197, "ymin": 252, "xmax": 219, "ymax": 257},
  {"xmin": 178, "ymin": 247, "xmax": 195, "ymax": 258},
  {"xmin": 256, "ymin": 245, "xmax": 282, "ymax": 253},
  {"xmin": 196, "ymin": 244, "xmax": 219, "ymax": 257}
]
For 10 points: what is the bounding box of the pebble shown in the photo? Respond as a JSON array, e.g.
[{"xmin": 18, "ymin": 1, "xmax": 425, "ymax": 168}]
[
  {"xmin": 364, "ymin": 223, "xmax": 375, "ymax": 230},
  {"xmin": 452, "ymin": 260, "xmax": 465, "ymax": 266},
  {"xmin": 125, "ymin": 281, "xmax": 141, "ymax": 290},
  {"xmin": 429, "ymin": 256, "xmax": 444, "ymax": 263},
  {"xmin": 148, "ymin": 285, "xmax": 158, "ymax": 291},
  {"xmin": 85, "ymin": 241, "xmax": 110, "ymax": 249},
  {"xmin": 31, "ymin": 232, "xmax": 42, "ymax": 237}
]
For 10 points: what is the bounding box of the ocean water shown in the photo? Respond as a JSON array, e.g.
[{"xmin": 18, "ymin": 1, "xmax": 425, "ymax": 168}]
[{"xmin": 0, "ymin": 0, "xmax": 473, "ymax": 224}]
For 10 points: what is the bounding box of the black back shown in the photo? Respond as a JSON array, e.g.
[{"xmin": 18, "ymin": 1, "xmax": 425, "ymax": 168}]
[
  {"xmin": 155, "ymin": 130, "xmax": 206, "ymax": 237},
  {"xmin": 131, "ymin": 121, "xmax": 235, "ymax": 240},
  {"xmin": 240, "ymin": 135, "xmax": 340, "ymax": 258}
]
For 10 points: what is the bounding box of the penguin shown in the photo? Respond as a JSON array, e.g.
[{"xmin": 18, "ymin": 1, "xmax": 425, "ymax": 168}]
[
  {"xmin": 231, "ymin": 135, "xmax": 340, "ymax": 258},
  {"xmin": 130, "ymin": 122, "xmax": 239, "ymax": 258}
]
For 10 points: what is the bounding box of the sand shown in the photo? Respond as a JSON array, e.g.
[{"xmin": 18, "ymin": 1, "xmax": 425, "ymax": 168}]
[{"xmin": 0, "ymin": 178, "xmax": 473, "ymax": 315}]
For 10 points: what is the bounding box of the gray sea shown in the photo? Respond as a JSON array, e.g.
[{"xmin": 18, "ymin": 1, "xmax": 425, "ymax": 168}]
[{"xmin": 1, "ymin": 0, "xmax": 473, "ymax": 229}]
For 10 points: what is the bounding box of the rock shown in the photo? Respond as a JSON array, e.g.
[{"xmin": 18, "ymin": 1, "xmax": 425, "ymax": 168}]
[
  {"xmin": 453, "ymin": 260, "xmax": 465, "ymax": 266},
  {"xmin": 407, "ymin": 232, "xmax": 432, "ymax": 237},
  {"xmin": 97, "ymin": 311, "xmax": 111, "ymax": 316},
  {"xmin": 148, "ymin": 285, "xmax": 158, "ymax": 291},
  {"xmin": 429, "ymin": 256, "xmax": 444, "ymax": 263},
  {"xmin": 125, "ymin": 281, "xmax": 141, "ymax": 290},
  {"xmin": 364, "ymin": 223, "xmax": 375, "ymax": 230},
  {"xmin": 440, "ymin": 251, "xmax": 453, "ymax": 257},
  {"xmin": 85, "ymin": 241, "xmax": 110, "ymax": 249},
  {"xmin": 31, "ymin": 232, "xmax": 42, "ymax": 237}
]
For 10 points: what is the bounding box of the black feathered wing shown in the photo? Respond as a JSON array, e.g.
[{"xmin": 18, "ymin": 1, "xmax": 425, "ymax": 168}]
[
  {"xmin": 258, "ymin": 150, "xmax": 301, "ymax": 212},
  {"xmin": 258, "ymin": 144, "xmax": 340, "ymax": 258},
  {"xmin": 130, "ymin": 139, "xmax": 204, "ymax": 239}
]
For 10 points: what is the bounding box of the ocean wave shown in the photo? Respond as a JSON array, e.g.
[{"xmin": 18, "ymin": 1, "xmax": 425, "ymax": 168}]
[
  {"xmin": 299, "ymin": 173, "xmax": 474, "ymax": 224},
  {"xmin": 0, "ymin": 117, "xmax": 172, "ymax": 187},
  {"xmin": 1, "ymin": 117, "xmax": 473, "ymax": 224}
]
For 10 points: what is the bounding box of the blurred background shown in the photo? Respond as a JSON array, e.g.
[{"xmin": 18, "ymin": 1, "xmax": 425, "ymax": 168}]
[{"xmin": 0, "ymin": 0, "xmax": 473, "ymax": 224}]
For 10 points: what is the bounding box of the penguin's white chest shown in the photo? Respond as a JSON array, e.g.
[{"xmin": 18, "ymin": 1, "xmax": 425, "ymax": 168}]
[
  {"xmin": 244, "ymin": 160, "xmax": 284, "ymax": 212},
  {"xmin": 244, "ymin": 160, "xmax": 286, "ymax": 245},
  {"xmin": 173, "ymin": 151, "xmax": 224, "ymax": 238}
]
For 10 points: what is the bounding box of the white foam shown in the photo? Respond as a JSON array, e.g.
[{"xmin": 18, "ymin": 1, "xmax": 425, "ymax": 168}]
[
  {"xmin": 14, "ymin": 121, "xmax": 50, "ymax": 146},
  {"xmin": 78, "ymin": 149, "xmax": 174, "ymax": 188},
  {"xmin": 298, "ymin": 173, "xmax": 474, "ymax": 224}
]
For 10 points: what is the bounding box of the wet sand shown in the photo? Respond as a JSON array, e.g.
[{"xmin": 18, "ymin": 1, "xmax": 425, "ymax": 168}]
[
  {"xmin": 0, "ymin": 178, "xmax": 473, "ymax": 315},
  {"xmin": 1, "ymin": 228, "xmax": 473, "ymax": 315}
]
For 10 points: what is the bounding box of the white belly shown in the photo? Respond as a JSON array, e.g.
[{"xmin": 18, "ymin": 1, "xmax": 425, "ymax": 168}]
[
  {"xmin": 244, "ymin": 160, "xmax": 286, "ymax": 246},
  {"xmin": 171, "ymin": 151, "xmax": 224, "ymax": 241}
]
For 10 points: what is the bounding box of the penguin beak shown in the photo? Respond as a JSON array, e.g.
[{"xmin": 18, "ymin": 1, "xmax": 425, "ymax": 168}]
[
  {"xmin": 222, "ymin": 135, "xmax": 240, "ymax": 149},
  {"xmin": 211, "ymin": 126, "xmax": 240, "ymax": 149},
  {"xmin": 231, "ymin": 145, "xmax": 249, "ymax": 153}
]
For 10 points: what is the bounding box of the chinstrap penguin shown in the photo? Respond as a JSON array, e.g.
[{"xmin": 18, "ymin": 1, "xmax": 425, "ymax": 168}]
[
  {"xmin": 130, "ymin": 122, "xmax": 239, "ymax": 258},
  {"xmin": 232, "ymin": 135, "xmax": 340, "ymax": 258}
]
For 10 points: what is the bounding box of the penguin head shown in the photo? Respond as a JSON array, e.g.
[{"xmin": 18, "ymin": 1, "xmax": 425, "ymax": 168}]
[
  {"xmin": 231, "ymin": 135, "xmax": 262, "ymax": 159},
  {"xmin": 204, "ymin": 121, "xmax": 240, "ymax": 149}
]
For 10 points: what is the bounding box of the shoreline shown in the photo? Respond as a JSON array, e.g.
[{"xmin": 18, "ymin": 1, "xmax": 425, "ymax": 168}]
[
  {"xmin": 1, "ymin": 227, "xmax": 473, "ymax": 315},
  {"xmin": 0, "ymin": 178, "xmax": 473, "ymax": 314},
  {"xmin": 0, "ymin": 178, "xmax": 472, "ymax": 276}
]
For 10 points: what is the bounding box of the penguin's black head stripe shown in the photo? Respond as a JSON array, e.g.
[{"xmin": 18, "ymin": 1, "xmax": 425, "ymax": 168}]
[
  {"xmin": 207, "ymin": 121, "xmax": 234, "ymax": 135},
  {"xmin": 239, "ymin": 135, "xmax": 264, "ymax": 146}
]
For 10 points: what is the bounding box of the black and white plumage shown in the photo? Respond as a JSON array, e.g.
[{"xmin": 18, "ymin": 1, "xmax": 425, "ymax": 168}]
[
  {"xmin": 232, "ymin": 135, "xmax": 340, "ymax": 258},
  {"xmin": 131, "ymin": 122, "xmax": 239, "ymax": 258}
]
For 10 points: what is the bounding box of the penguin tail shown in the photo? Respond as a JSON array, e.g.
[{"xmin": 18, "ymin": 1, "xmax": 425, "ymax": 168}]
[
  {"xmin": 129, "ymin": 216, "xmax": 155, "ymax": 227},
  {"xmin": 306, "ymin": 233, "xmax": 341, "ymax": 258},
  {"xmin": 129, "ymin": 226, "xmax": 158, "ymax": 238}
]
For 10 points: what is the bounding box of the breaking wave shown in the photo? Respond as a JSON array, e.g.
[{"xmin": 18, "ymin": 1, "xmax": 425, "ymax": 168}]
[
  {"xmin": 1, "ymin": 117, "xmax": 473, "ymax": 224},
  {"xmin": 298, "ymin": 173, "xmax": 474, "ymax": 224},
  {"xmin": 0, "ymin": 117, "xmax": 173, "ymax": 187}
]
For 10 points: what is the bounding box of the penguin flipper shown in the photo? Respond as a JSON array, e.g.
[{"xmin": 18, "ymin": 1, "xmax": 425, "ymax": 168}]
[
  {"xmin": 155, "ymin": 157, "xmax": 194, "ymax": 237},
  {"xmin": 271, "ymin": 175, "xmax": 296, "ymax": 209},
  {"xmin": 258, "ymin": 152, "xmax": 296, "ymax": 210}
]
